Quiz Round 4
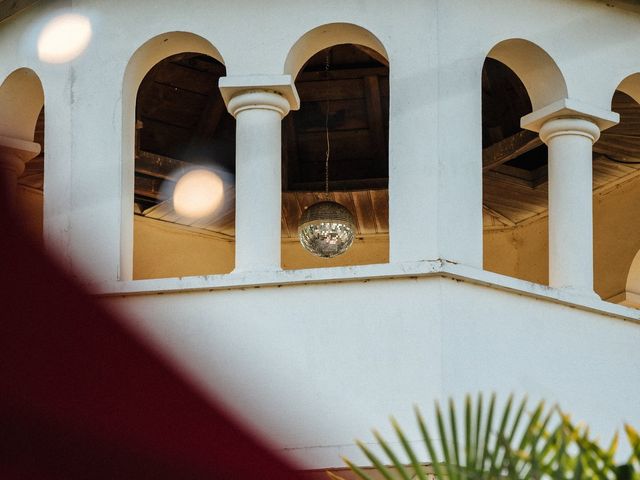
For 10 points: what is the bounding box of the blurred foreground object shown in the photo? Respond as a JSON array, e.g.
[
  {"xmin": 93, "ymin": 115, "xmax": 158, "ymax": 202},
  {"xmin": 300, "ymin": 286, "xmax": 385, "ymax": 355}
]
[{"xmin": 0, "ymin": 209, "xmax": 301, "ymax": 479}]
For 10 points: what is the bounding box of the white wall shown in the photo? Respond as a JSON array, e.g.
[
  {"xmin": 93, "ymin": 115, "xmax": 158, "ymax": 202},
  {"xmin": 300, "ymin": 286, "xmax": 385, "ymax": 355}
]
[{"xmin": 106, "ymin": 275, "xmax": 640, "ymax": 468}]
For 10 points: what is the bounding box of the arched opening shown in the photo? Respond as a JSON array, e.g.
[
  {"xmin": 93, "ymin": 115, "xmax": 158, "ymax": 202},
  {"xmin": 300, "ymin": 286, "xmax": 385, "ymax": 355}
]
[
  {"xmin": 593, "ymin": 75, "xmax": 640, "ymax": 305},
  {"xmin": 131, "ymin": 51, "xmax": 235, "ymax": 280},
  {"xmin": 481, "ymin": 58, "xmax": 548, "ymax": 284},
  {"xmin": 281, "ymin": 41, "xmax": 389, "ymax": 269},
  {"xmin": 0, "ymin": 68, "xmax": 45, "ymax": 241},
  {"xmin": 121, "ymin": 32, "xmax": 226, "ymax": 281},
  {"xmin": 482, "ymin": 40, "xmax": 567, "ymax": 285},
  {"xmin": 284, "ymin": 23, "xmax": 388, "ymax": 79}
]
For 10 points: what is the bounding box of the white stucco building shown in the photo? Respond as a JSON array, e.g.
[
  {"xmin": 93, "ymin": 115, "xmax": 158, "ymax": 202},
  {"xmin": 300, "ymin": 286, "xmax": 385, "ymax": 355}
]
[{"xmin": 2, "ymin": 0, "xmax": 640, "ymax": 472}]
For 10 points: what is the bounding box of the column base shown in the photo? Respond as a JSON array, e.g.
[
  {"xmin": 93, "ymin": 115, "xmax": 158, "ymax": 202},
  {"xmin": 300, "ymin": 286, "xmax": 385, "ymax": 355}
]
[{"xmin": 553, "ymin": 285, "xmax": 601, "ymax": 302}]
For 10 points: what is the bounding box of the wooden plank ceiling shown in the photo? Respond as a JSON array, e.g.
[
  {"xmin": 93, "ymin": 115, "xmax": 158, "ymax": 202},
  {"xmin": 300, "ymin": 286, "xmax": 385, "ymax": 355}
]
[
  {"xmin": 0, "ymin": 0, "xmax": 39, "ymax": 24},
  {"xmin": 136, "ymin": 45, "xmax": 391, "ymax": 239},
  {"xmin": 17, "ymin": 50, "xmax": 640, "ymax": 237}
]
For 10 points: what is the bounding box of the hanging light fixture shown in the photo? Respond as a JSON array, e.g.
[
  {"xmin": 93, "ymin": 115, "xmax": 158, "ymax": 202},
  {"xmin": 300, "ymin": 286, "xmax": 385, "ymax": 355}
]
[{"xmin": 298, "ymin": 49, "xmax": 356, "ymax": 258}]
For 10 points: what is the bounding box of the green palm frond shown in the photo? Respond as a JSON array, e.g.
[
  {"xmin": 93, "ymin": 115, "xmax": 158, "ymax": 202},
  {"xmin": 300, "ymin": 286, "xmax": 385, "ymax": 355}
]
[{"xmin": 327, "ymin": 394, "xmax": 640, "ymax": 480}]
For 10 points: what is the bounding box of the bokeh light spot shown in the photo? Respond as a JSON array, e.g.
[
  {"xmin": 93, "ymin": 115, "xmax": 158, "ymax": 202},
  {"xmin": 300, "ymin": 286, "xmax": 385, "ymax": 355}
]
[
  {"xmin": 37, "ymin": 14, "xmax": 92, "ymax": 64},
  {"xmin": 173, "ymin": 169, "xmax": 224, "ymax": 219}
]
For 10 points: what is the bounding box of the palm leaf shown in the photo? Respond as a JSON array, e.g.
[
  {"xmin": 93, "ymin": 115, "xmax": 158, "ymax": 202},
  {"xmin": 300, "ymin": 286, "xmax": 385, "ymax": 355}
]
[
  {"xmin": 449, "ymin": 398, "xmax": 462, "ymax": 471},
  {"xmin": 488, "ymin": 394, "xmax": 514, "ymax": 477},
  {"xmin": 336, "ymin": 394, "xmax": 640, "ymax": 480},
  {"xmin": 390, "ymin": 417, "xmax": 429, "ymax": 480},
  {"xmin": 371, "ymin": 428, "xmax": 413, "ymax": 480},
  {"xmin": 473, "ymin": 393, "xmax": 484, "ymax": 472},
  {"xmin": 355, "ymin": 440, "xmax": 399, "ymax": 480},
  {"xmin": 435, "ymin": 400, "xmax": 456, "ymax": 479},
  {"xmin": 416, "ymin": 405, "xmax": 448, "ymax": 480}
]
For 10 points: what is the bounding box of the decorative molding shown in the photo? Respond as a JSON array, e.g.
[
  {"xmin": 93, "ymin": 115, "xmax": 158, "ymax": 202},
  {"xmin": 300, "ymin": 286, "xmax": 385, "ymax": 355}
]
[
  {"xmin": 521, "ymin": 98, "xmax": 619, "ymax": 133},
  {"xmin": 92, "ymin": 259, "xmax": 640, "ymax": 325},
  {"xmin": 219, "ymin": 75, "xmax": 300, "ymax": 112}
]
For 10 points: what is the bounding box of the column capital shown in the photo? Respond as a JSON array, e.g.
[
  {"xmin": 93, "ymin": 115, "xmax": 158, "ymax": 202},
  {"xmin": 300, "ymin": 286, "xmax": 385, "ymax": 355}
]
[
  {"xmin": 521, "ymin": 98, "xmax": 619, "ymax": 134},
  {"xmin": 219, "ymin": 74, "xmax": 300, "ymax": 117},
  {"xmin": 0, "ymin": 134, "xmax": 41, "ymax": 176},
  {"xmin": 538, "ymin": 117, "xmax": 602, "ymax": 145},
  {"xmin": 225, "ymin": 90, "xmax": 292, "ymax": 118}
]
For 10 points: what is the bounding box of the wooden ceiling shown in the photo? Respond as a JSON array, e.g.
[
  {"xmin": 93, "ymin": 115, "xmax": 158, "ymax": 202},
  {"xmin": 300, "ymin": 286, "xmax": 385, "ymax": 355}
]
[
  {"xmin": 481, "ymin": 61, "xmax": 640, "ymax": 229},
  {"xmin": 0, "ymin": 0, "xmax": 40, "ymax": 24},
  {"xmin": 284, "ymin": 45, "xmax": 389, "ymax": 191},
  {"xmin": 16, "ymin": 48, "xmax": 640, "ymax": 237},
  {"xmin": 134, "ymin": 45, "xmax": 390, "ymax": 238}
]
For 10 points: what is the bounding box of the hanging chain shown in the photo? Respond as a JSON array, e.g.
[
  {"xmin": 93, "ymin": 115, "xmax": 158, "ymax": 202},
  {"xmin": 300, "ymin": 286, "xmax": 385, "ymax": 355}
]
[{"xmin": 324, "ymin": 50, "xmax": 331, "ymax": 196}]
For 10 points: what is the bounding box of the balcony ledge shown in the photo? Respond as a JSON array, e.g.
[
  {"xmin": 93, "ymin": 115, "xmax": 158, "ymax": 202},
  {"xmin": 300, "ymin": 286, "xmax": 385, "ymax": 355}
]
[{"xmin": 92, "ymin": 261, "xmax": 640, "ymax": 324}]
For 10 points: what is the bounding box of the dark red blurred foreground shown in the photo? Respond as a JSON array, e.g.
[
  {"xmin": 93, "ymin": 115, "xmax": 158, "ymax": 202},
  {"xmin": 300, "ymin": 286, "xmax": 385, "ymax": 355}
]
[{"xmin": 0, "ymin": 210, "xmax": 301, "ymax": 479}]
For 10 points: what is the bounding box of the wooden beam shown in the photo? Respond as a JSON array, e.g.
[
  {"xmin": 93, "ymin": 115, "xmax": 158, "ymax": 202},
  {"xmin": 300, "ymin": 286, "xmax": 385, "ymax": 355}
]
[
  {"xmin": 297, "ymin": 66, "xmax": 389, "ymax": 82},
  {"xmin": 482, "ymin": 130, "xmax": 542, "ymax": 171},
  {"xmin": 135, "ymin": 150, "xmax": 189, "ymax": 181},
  {"xmin": 492, "ymin": 163, "xmax": 534, "ymax": 181},
  {"xmin": 491, "ymin": 163, "xmax": 549, "ymax": 189},
  {"xmin": 593, "ymin": 137, "xmax": 640, "ymax": 162},
  {"xmin": 297, "ymin": 127, "xmax": 371, "ymax": 145},
  {"xmin": 288, "ymin": 177, "xmax": 388, "ymax": 191},
  {"xmin": 136, "ymin": 67, "xmax": 162, "ymax": 113},
  {"xmin": 282, "ymin": 114, "xmax": 300, "ymax": 189},
  {"xmin": 482, "ymin": 204, "xmax": 516, "ymax": 227},
  {"xmin": 352, "ymin": 44, "xmax": 389, "ymax": 67},
  {"xmin": 598, "ymin": 153, "xmax": 640, "ymax": 165},
  {"xmin": 296, "ymin": 78, "xmax": 368, "ymax": 101},
  {"xmin": 134, "ymin": 175, "xmax": 172, "ymax": 200},
  {"xmin": 189, "ymin": 91, "xmax": 227, "ymax": 148},
  {"xmin": 363, "ymin": 75, "xmax": 387, "ymax": 175},
  {"xmin": 0, "ymin": 0, "xmax": 39, "ymax": 23},
  {"xmin": 484, "ymin": 170, "xmax": 534, "ymax": 189},
  {"xmin": 530, "ymin": 164, "xmax": 548, "ymax": 188}
]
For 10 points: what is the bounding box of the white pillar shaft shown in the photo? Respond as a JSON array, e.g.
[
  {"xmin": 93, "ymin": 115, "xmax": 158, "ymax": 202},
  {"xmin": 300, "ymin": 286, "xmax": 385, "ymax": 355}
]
[
  {"xmin": 230, "ymin": 91, "xmax": 289, "ymax": 272},
  {"xmin": 548, "ymin": 135, "xmax": 593, "ymax": 291},
  {"xmin": 541, "ymin": 118, "xmax": 600, "ymax": 296}
]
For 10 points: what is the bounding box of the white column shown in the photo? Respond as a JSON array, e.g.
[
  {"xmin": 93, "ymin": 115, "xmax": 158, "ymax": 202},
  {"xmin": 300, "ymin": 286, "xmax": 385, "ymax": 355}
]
[
  {"xmin": 522, "ymin": 99, "xmax": 619, "ymax": 298},
  {"xmin": 227, "ymin": 91, "xmax": 290, "ymax": 272},
  {"xmin": 0, "ymin": 135, "xmax": 40, "ymax": 212},
  {"xmin": 539, "ymin": 118, "xmax": 600, "ymax": 296},
  {"xmin": 219, "ymin": 76, "xmax": 299, "ymax": 273}
]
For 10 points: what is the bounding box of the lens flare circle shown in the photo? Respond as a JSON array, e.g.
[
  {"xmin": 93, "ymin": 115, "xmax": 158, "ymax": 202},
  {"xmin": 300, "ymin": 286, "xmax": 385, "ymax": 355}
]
[
  {"xmin": 37, "ymin": 14, "xmax": 92, "ymax": 64},
  {"xmin": 173, "ymin": 169, "xmax": 224, "ymax": 219}
]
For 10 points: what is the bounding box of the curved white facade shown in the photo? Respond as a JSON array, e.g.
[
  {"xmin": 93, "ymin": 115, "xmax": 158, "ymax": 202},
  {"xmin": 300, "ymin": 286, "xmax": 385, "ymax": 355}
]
[{"xmin": 2, "ymin": 0, "xmax": 640, "ymax": 470}]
